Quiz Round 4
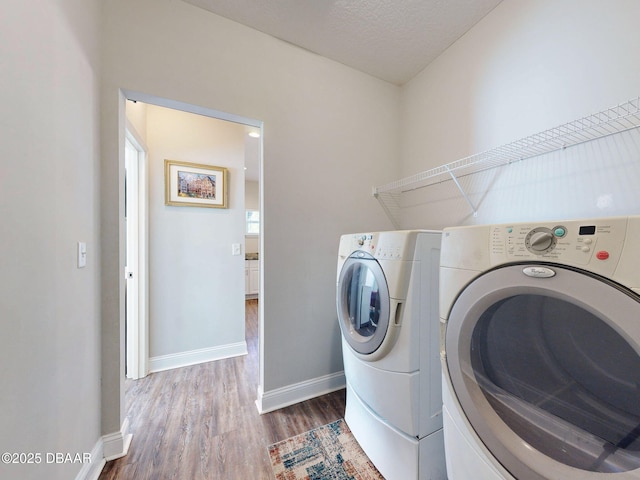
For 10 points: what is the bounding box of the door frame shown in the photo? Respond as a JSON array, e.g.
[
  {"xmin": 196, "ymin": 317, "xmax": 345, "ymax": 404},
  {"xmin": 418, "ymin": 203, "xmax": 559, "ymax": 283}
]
[
  {"xmin": 125, "ymin": 125, "xmax": 149, "ymax": 379},
  {"xmin": 120, "ymin": 89, "xmax": 264, "ymax": 386}
]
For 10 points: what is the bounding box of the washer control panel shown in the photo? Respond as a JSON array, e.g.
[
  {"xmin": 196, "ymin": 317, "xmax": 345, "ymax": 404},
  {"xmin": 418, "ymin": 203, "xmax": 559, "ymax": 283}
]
[
  {"xmin": 338, "ymin": 231, "xmax": 425, "ymax": 262},
  {"xmin": 339, "ymin": 233, "xmax": 379, "ymax": 256},
  {"xmin": 490, "ymin": 217, "xmax": 628, "ymax": 268},
  {"xmin": 339, "ymin": 232, "xmax": 406, "ymax": 258},
  {"xmin": 442, "ymin": 216, "xmax": 639, "ymax": 291}
]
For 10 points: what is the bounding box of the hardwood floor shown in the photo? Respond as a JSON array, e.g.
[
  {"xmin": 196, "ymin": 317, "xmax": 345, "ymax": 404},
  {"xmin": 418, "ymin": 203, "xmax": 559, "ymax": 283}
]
[{"xmin": 98, "ymin": 299, "xmax": 346, "ymax": 480}]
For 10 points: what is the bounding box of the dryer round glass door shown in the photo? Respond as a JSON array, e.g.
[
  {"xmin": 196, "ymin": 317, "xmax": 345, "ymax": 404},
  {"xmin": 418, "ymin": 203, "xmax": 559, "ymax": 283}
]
[
  {"xmin": 445, "ymin": 264, "xmax": 640, "ymax": 480},
  {"xmin": 337, "ymin": 252, "xmax": 390, "ymax": 355}
]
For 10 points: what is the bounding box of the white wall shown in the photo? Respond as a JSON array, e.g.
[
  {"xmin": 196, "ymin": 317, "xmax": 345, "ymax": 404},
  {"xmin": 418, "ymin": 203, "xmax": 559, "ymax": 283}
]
[
  {"xmin": 245, "ymin": 181, "xmax": 259, "ymax": 211},
  {"xmin": 145, "ymin": 104, "xmax": 247, "ymax": 361},
  {"xmin": 400, "ymin": 0, "xmax": 640, "ymax": 229},
  {"xmin": 101, "ymin": 0, "xmax": 398, "ymax": 432},
  {"xmin": 245, "ymin": 180, "xmax": 259, "ymax": 254},
  {"xmin": 126, "ymin": 101, "xmax": 148, "ymax": 142},
  {"xmin": 0, "ymin": 1, "xmax": 102, "ymax": 479},
  {"xmin": 7, "ymin": 1, "xmax": 638, "ymax": 474}
]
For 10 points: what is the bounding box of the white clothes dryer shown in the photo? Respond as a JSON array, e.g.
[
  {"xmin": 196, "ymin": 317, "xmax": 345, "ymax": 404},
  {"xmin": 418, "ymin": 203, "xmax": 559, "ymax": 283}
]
[
  {"xmin": 440, "ymin": 216, "xmax": 640, "ymax": 480},
  {"xmin": 337, "ymin": 230, "xmax": 446, "ymax": 480}
]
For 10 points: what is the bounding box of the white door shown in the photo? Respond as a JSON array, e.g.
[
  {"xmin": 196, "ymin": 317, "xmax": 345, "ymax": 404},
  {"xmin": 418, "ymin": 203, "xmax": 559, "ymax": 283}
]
[
  {"xmin": 445, "ymin": 264, "xmax": 640, "ymax": 479},
  {"xmin": 337, "ymin": 252, "xmax": 390, "ymax": 356},
  {"xmin": 125, "ymin": 134, "xmax": 148, "ymax": 379}
]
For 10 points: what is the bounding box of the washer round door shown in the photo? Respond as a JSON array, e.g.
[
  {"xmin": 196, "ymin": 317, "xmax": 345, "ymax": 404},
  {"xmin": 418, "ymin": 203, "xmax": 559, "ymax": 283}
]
[
  {"xmin": 445, "ymin": 264, "xmax": 640, "ymax": 480},
  {"xmin": 337, "ymin": 251, "xmax": 390, "ymax": 356}
]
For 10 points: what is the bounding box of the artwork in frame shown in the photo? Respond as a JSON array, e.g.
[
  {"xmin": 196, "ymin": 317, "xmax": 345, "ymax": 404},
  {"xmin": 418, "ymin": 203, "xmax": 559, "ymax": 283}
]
[{"xmin": 164, "ymin": 160, "xmax": 229, "ymax": 208}]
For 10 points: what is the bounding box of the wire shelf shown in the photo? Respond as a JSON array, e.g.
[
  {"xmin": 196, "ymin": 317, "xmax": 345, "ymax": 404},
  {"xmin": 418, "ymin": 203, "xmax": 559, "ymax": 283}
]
[{"xmin": 373, "ymin": 96, "xmax": 640, "ymax": 219}]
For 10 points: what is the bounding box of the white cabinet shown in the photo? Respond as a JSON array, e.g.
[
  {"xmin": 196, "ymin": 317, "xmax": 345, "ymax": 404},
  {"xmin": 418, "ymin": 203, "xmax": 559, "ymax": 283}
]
[{"xmin": 245, "ymin": 260, "xmax": 259, "ymax": 295}]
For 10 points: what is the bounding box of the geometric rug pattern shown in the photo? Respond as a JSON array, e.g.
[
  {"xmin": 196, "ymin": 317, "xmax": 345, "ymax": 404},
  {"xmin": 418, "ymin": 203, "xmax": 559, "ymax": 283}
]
[{"xmin": 268, "ymin": 419, "xmax": 385, "ymax": 480}]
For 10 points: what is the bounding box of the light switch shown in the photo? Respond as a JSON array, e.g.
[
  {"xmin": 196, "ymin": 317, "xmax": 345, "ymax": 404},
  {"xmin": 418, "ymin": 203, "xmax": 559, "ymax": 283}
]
[
  {"xmin": 232, "ymin": 243, "xmax": 241, "ymax": 256},
  {"xmin": 78, "ymin": 242, "xmax": 87, "ymax": 268}
]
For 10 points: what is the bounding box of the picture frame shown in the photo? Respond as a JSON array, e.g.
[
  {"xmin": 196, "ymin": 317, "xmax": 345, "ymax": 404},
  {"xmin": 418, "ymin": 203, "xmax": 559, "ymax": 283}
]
[{"xmin": 164, "ymin": 160, "xmax": 228, "ymax": 208}]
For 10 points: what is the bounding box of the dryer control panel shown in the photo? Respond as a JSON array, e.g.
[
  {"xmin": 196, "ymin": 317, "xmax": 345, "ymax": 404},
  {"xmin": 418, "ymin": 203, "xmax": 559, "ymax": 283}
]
[
  {"xmin": 338, "ymin": 230, "xmax": 421, "ymax": 261},
  {"xmin": 441, "ymin": 215, "xmax": 639, "ymax": 296},
  {"xmin": 338, "ymin": 232, "xmax": 380, "ymax": 258},
  {"xmin": 488, "ymin": 217, "xmax": 629, "ymax": 277}
]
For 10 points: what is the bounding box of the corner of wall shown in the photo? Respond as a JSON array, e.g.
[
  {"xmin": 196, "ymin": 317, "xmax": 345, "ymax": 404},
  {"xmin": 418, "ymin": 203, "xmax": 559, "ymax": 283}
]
[
  {"xmin": 73, "ymin": 417, "xmax": 131, "ymax": 480},
  {"xmin": 255, "ymin": 371, "xmax": 346, "ymax": 414}
]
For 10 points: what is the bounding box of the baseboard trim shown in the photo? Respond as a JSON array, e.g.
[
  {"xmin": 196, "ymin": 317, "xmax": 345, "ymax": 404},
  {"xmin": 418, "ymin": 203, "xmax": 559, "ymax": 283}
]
[
  {"xmin": 73, "ymin": 438, "xmax": 105, "ymax": 480},
  {"xmin": 103, "ymin": 417, "xmax": 133, "ymax": 461},
  {"xmin": 75, "ymin": 418, "xmax": 131, "ymax": 480},
  {"xmin": 256, "ymin": 371, "xmax": 346, "ymax": 414},
  {"xmin": 149, "ymin": 342, "xmax": 248, "ymax": 373}
]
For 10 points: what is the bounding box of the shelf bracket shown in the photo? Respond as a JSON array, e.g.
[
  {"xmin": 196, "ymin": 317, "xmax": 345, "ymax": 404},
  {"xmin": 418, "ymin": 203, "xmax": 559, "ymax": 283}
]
[
  {"xmin": 372, "ymin": 187, "xmax": 402, "ymax": 229},
  {"xmin": 445, "ymin": 165, "xmax": 478, "ymax": 217}
]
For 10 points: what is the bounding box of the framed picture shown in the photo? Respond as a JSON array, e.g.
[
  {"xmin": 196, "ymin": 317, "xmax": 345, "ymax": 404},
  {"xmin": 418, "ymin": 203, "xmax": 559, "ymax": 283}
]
[{"xmin": 164, "ymin": 160, "xmax": 228, "ymax": 208}]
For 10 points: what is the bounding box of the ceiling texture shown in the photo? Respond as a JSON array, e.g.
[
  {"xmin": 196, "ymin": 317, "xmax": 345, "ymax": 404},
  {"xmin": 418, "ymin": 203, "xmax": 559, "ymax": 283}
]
[{"xmin": 183, "ymin": 0, "xmax": 503, "ymax": 85}]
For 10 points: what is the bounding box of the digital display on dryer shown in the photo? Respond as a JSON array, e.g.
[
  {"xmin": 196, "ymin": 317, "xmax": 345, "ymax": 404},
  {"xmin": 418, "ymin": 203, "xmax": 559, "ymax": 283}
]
[{"xmin": 579, "ymin": 225, "xmax": 596, "ymax": 235}]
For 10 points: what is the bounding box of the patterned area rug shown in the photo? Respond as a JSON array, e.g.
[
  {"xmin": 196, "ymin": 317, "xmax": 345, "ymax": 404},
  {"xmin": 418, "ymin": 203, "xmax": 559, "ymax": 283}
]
[{"xmin": 268, "ymin": 419, "xmax": 384, "ymax": 480}]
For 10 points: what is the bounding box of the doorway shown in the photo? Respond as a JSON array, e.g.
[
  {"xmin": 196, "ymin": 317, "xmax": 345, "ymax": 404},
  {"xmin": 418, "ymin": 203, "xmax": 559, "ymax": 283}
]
[{"xmin": 121, "ymin": 91, "xmax": 263, "ymax": 387}]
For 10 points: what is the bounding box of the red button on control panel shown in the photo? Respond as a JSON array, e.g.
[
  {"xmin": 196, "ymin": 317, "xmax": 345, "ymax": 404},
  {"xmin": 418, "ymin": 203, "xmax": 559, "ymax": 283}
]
[{"xmin": 596, "ymin": 251, "xmax": 610, "ymax": 260}]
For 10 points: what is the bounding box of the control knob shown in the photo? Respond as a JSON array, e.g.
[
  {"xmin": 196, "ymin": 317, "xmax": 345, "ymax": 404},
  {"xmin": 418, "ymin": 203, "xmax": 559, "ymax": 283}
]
[
  {"xmin": 525, "ymin": 228, "xmax": 557, "ymax": 254},
  {"xmin": 529, "ymin": 231, "xmax": 554, "ymax": 251}
]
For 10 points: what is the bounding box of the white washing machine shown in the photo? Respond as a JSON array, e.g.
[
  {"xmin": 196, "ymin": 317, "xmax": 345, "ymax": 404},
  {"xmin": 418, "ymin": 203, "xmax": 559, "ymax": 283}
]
[
  {"xmin": 337, "ymin": 230, "xmax": 446, "ymax": 480},
  {"xmin": 440, "ymin": 216, "xmax": 640, "ymax": 480}
]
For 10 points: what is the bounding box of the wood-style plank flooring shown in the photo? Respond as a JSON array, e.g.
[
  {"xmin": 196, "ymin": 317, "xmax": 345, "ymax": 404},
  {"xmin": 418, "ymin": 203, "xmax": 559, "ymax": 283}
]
[{"xmin": 98, "ymin": 299, "xmax": 346, "ymax": 480}]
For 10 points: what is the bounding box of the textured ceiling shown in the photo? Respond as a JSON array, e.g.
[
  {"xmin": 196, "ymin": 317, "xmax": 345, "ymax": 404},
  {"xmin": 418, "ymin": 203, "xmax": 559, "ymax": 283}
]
[{"xmin": 182, "ymin": 0, "xmax": 503, "ymax": 85}]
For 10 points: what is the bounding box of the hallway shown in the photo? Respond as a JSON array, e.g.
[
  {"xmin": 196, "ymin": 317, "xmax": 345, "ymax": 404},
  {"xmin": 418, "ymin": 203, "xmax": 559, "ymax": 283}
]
[{"xmin": 99, "ymin": 300, "xmax": 346, "ymax": 479}]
